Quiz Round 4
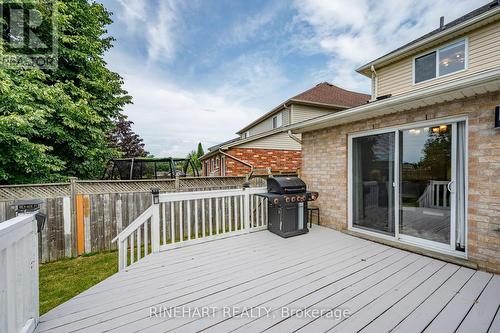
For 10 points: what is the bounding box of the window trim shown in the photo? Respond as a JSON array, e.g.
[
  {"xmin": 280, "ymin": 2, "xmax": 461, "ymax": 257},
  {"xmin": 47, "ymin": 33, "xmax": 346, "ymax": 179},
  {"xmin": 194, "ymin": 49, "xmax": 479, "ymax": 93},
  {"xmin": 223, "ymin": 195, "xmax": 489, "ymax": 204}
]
[
  {"xmin": 412, "ymin": 37, "xmax": 468, "ymax": 85},
  {"xmin": 272, "ymin": 112, "xmax": 283, "ymax": 129}
]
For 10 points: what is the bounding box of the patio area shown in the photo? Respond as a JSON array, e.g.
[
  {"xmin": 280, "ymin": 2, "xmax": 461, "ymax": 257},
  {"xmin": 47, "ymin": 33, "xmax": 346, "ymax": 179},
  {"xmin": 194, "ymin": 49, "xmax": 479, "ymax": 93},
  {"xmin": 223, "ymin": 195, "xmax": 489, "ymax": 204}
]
[{"xmin": 36, "ymin": 226, "xmax": 500, "ymax": 333}]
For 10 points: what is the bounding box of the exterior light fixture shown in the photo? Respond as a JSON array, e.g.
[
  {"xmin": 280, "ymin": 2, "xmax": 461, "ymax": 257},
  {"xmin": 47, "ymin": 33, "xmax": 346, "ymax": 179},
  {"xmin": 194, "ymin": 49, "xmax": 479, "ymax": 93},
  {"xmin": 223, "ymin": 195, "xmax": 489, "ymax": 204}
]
[
  {"xmin": 151, "ymin": 188, "xmax": 160, "ymax": 205},
  {"xmin": 12, "ymin": 199, "xmax": 46, "ymax": 233}
]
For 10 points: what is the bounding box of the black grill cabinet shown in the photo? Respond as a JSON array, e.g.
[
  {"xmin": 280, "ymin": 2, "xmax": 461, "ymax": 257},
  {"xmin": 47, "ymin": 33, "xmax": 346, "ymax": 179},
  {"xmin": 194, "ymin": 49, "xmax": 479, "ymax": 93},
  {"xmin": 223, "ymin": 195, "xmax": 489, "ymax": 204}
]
[{"xmin": 257, "ymin": 176, "xmax": 318, "ymax": 238}]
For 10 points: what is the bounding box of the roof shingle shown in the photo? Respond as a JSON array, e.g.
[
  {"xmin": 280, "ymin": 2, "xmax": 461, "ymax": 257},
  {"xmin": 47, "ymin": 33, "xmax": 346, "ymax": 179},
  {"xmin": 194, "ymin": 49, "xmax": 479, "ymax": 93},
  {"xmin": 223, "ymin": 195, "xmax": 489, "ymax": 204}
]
[{"xmin": 291, "ymin": 82, "xmax": 370, "ymax": 107}]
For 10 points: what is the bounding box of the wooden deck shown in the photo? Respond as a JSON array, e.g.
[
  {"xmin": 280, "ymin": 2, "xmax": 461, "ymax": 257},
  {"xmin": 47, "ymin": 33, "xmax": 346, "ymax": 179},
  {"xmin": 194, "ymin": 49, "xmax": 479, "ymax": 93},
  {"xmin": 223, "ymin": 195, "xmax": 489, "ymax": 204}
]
[{"xmin": 36, "ymin": 226, "xmax": 500, "ymax": 333}]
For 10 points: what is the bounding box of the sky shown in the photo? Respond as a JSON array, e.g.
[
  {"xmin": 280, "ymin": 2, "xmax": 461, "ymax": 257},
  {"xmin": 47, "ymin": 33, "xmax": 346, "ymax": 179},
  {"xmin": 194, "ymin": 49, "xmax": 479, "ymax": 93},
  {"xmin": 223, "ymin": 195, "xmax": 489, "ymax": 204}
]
[{"xmin": 99, "ymin": 0, "xmax": 485, "ymax": 157}]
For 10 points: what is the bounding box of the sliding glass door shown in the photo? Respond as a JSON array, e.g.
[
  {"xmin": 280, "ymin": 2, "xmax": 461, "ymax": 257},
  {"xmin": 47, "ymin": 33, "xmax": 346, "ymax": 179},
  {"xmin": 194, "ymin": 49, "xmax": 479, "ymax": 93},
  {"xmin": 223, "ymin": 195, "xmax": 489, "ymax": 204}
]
[
  {"xmin": 352, "ymin": 132, "xmax": 395, "ymax": 235},
  {"xmin": 350, "ymin": 120, "xmax": 466, "ymax": 254},
  {"xmin": 399, "ymin": 124, "xmax": 452, "ymax": 246}
]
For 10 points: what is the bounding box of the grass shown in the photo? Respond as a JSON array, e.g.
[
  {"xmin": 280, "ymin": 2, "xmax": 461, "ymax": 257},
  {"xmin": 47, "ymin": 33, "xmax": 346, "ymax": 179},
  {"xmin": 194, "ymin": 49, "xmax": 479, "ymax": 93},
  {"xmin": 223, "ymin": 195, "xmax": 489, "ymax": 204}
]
[{"xmin": 39, "ymin": 251, "xmax": 118, "ymax": 315}]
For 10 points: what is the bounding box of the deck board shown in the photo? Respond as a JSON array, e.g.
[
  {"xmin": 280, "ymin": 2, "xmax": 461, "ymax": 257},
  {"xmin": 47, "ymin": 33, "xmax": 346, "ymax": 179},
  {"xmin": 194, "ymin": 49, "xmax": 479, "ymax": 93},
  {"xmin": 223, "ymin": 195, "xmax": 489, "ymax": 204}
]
[{"xmin": 36, "ymin": 226, "xmax": 500, "ymax": 333}]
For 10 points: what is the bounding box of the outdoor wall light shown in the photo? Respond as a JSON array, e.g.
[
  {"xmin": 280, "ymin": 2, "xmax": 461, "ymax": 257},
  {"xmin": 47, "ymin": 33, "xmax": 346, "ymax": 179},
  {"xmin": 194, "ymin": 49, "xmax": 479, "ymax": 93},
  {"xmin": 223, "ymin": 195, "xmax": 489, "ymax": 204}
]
[
  {"xmin": 151, "ymin": 188, "xmax": 160, "ymax": 204},
  {"xmin": 11, "ymin": 199, "xmax": 46, "ymax": 233}
]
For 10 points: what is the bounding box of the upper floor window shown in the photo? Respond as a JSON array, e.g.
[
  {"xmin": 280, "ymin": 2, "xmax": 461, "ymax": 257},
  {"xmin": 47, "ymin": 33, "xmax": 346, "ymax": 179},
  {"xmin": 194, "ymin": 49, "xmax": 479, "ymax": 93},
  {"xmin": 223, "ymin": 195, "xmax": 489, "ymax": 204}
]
[
  {"xmin": 272, "ymin": 112, "xmax": 283, "ymax": 129},
  {"xmin": 414, "ymin": 39, "xmax": 467, "ymax": 84},
  {"xmin": 243, "ymin": 131, "xmax": 250, "ymax": 139}
]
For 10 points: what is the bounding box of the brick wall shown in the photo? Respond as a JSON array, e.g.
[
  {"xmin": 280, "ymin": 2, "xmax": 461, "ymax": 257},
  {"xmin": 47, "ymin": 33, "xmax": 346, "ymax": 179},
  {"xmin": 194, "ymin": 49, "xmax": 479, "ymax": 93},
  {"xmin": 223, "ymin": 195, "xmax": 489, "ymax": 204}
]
[
  {"xmin": 224, "ymin": 148, "xmax": 302, "ymax": 176},
  {"xmin": 302, "ymin": 91, "xmax": 500, "ymax": 273}
]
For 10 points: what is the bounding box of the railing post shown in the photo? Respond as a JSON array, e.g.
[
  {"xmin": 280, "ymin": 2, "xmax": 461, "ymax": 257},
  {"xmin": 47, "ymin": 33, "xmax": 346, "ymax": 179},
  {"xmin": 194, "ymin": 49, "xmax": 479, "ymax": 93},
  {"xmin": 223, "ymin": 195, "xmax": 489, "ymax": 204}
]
[
  {"xmin": 243, "ymin": 188, "xmax": 251, "ymax": 232},
  {"xmin": 151, "ymin": 188, "xmax": 160, "ymax": 253},
  {"xmin": 118, "ymin": 238, "xmax": 124, "ymax": 271}
]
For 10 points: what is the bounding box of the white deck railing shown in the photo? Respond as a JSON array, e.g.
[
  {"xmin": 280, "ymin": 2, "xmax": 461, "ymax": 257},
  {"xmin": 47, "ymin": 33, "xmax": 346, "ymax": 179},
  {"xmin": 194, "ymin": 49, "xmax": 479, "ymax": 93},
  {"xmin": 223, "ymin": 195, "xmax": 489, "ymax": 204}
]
[
  {"xmin": 113, "ymin": 187, "xmax": 268, "ymax": 271},
  {"xmin": 0, "ymin": 213, "xmax": 39, "ymax": 333},
  {"xmin": 417, "ymin": 180, "xmax": 450, "ymax": 209}
]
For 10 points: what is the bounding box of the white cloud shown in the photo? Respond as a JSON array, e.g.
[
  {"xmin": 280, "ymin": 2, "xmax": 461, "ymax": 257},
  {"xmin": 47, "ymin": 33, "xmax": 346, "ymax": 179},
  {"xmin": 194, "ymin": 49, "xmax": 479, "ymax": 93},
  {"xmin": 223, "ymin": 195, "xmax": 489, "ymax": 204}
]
[
  {"xmin": 116, "ymin": 0, "xmax": 180, "ymax": 62},
  {"xmin": 115, "ymin": 0, "xmax": 147, "ymax": 31},
  {"xmin": 105, "ymin": 49, "xmax": 290, "ymax": 157},
  {"xmin": 146, "ymin": 1, "xmax": 179, "ymax": 62},
  {"xmin": 291, "ymin": 0, "xmax": 486, "ymax": 91},
  {"xmin": 121, "ymin": 72, "xmax": 260, "ymax": 157}
]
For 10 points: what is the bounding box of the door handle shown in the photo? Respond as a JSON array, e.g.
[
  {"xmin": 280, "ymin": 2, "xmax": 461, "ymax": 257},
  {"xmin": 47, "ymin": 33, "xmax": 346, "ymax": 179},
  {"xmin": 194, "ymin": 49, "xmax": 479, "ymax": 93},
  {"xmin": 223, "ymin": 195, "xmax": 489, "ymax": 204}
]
[{"xmin": 447, "ymin": 180, "xmax": 455, "ymax": 193}]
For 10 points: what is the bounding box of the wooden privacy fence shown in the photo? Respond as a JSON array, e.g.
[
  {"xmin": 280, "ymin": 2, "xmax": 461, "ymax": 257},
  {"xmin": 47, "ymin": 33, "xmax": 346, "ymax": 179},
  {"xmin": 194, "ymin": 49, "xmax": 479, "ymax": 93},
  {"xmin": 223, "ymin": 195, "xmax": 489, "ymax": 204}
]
[
  {"xmin": 0, "ymin": 177, "xmax": 265, "ymax": 263},
  {"xmin": 113, "ymin": 187, "xmax": 269, "ymax": 271}
]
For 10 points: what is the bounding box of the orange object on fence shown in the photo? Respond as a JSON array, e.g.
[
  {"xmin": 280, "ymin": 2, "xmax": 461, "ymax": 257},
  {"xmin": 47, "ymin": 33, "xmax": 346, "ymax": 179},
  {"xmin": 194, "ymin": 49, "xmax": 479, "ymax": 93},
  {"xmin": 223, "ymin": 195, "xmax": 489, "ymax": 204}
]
[{"xmin": 76, "ymin": 194, "xmax": 85, "ymax": 255}]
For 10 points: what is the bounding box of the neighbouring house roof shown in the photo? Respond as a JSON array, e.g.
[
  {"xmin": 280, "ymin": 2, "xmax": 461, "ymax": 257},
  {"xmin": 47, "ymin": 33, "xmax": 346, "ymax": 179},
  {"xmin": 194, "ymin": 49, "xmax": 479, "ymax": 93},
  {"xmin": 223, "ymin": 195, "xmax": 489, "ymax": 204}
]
[
  {"xmin": 236, "ymin": 82, "xmax": 370, "ymax": 134},
  {"xmin": 290, "ymin": 82, "xmax": 370, "ymax": 108},
  {"xmin": 357, "ymin": 1, "xmax": 500, "ymax": 76},
  {"xmin": 200, "ymin": 83, "xmax": 370, "ymax": 161}
]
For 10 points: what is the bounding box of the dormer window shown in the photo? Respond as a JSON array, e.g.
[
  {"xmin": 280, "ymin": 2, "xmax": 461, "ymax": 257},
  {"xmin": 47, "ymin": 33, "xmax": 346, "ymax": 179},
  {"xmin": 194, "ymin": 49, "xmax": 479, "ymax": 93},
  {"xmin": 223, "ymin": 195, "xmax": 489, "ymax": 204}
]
[
  {"xmin": 272, "ymin": 113, "xmax": 283, "ymax": 129},
  {"xmin": 413, "ymin": 39, "xmax": 467, "ymax": 84}
]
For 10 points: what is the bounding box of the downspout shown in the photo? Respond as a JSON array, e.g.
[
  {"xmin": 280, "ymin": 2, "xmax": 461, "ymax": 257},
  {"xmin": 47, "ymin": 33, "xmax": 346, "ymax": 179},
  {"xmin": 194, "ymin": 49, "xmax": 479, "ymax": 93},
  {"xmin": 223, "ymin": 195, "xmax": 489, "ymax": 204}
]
[
  {"xmin": 370, "ymin": 65, "xmax": 378, "ymax": 101},
  {"xmin": 287, "ymin": 130, "xmax": 302, "ymax": 144}
]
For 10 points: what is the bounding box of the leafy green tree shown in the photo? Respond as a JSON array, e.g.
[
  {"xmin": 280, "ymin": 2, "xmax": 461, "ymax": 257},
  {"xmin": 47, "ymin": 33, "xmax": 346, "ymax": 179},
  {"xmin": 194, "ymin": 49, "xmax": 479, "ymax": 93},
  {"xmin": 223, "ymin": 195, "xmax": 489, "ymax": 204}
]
[{"xmin": 0, "ymin": 1, "xmax": 131, "ymax": 184}]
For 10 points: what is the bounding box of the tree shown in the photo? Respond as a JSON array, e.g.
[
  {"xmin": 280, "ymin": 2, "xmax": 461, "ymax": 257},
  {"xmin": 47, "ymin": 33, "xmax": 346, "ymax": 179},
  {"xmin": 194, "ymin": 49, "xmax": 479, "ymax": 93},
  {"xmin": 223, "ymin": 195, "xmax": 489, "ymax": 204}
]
[
  {"xmin": 108, "ymin": 119, "xmax": 148, "ymax": 158},
  {"xmin": 184, "ymin": 142, "xmax": 204, "ymax": 176},
  {"xmin": 196, "ymin": 143, "xmax": 204, "ymax": 159},
  {"xmin": 0, "ymin": 1, "xmax": 131, "ymax": 184}
]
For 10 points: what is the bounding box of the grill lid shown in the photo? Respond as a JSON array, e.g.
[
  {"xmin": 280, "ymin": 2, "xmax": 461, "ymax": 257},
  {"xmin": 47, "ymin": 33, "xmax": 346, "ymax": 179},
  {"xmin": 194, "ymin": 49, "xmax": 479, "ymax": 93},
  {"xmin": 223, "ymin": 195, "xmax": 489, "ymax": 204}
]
[{"xmin": 267, "ymin": 176, "xmax": 306, "ymax": 194}]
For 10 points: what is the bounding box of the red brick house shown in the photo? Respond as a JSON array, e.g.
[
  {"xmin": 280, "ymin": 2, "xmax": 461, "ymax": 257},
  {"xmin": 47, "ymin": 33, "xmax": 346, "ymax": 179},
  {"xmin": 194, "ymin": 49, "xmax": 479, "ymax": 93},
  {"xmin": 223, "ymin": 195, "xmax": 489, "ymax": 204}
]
[{"xmin": 200, "ymin": 83, "xmax": 369, "ymax": 176}]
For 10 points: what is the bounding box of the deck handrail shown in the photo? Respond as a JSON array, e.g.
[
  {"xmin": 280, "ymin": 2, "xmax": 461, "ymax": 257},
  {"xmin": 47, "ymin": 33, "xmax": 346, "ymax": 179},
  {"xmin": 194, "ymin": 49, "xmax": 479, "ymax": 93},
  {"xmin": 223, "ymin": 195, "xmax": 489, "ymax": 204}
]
[
  {"xmin": 0, "ymin": 213, "xmax": 39, "ymax": 333},
  {"xmin": 112, "ymin": 187, "xmax": 268, "ymax": 271},
  {"xmin": 417, "ymin": 180, "xmax": 449, "ymax": 209}
]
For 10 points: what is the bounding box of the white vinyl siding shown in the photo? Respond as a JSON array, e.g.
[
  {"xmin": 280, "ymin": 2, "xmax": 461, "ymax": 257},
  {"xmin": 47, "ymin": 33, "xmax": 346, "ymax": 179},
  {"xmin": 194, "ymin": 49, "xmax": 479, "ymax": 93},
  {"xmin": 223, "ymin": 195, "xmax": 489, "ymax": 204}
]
[
  {"xmin": 291, "ymin": 104, "xmax": 336, "ymax": 123},
  {"xmin": 244, "ymin": 108, "xmax": 291, "ymax": 136},
  {"xmin": 377, "ymin": 20, "xmax": 500, "ymax": 97},
  {"xmin": 237, "ymin": 132, "xmax": 301, "ymax": 150}
]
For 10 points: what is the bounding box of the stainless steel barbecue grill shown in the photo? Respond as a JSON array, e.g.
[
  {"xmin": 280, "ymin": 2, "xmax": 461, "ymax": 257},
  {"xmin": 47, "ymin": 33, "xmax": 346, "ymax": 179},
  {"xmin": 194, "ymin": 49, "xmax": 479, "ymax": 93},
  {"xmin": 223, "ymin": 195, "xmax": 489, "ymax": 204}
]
[{"xmin": 257, "ymin": 176, "xmax": 318, "ymax": 238}]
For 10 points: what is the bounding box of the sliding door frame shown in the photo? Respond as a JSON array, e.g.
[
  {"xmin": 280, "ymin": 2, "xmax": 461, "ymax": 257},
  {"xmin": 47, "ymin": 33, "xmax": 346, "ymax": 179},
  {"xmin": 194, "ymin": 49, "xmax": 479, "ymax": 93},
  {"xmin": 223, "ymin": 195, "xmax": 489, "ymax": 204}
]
[{"xmin": 347, "ymin": 115, "xmax": 468, "ymax": 258}]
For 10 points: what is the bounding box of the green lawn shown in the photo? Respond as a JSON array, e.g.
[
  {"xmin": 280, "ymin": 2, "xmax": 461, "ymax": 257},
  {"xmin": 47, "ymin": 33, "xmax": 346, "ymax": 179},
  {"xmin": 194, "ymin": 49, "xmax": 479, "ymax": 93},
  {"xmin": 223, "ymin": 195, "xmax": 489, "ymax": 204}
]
[{"xmin": 39, "ymin": 251, "xmax": 118, "ymax": 315}]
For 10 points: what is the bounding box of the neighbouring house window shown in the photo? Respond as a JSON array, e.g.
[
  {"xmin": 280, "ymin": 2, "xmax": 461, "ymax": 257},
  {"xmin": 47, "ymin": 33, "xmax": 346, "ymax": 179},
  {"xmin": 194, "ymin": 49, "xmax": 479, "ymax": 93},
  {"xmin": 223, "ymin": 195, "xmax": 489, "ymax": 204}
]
[
  {"xmin": 216, "ymin": 157, "xmax": 220, "ymax": 169},
  {"xmin": 272, "ymin": 112, "xmax": 283, "ymax": 129},
  {"xmin": 243, "ymin": 131, "xmax": 250, "ymax": 138},
  {"xmin": 414, "ymin": 39, "xmax": 466, "ymax": 84},
  {"xmin": 205, "ymin": 161, "xmax": 209, "ymax": 175}
]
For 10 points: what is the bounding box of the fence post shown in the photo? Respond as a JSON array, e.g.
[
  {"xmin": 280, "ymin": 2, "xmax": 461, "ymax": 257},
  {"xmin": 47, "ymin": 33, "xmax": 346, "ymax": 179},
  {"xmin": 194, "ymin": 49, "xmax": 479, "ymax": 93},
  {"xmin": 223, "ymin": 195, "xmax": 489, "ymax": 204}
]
[
  {"xmin": 175, "ymin": 176, "xmax": 180, "ymax": 191},
  {"xmin": 69, "ymin": 177, "xmax": 77, "ymax": 257},
  {"xmin": 151, "ymin": 189, "xmax": 160, "ymax": 253},
  {"xmin": 243, "ymin": 188, "xmax": 250, "ymax": 232}
]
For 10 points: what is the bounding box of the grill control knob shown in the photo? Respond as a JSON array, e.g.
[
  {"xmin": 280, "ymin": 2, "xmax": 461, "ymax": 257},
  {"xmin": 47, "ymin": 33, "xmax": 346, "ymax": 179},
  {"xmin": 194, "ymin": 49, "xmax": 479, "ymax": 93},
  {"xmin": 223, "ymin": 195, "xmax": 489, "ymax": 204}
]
[
  {"xmin": 301, "ymin": 195, "xmax": 306, "ymax": 201},
  {"xmin": 285, "ymin": 197, "xmax": 290, "ymax": 203},
  {"xmin": 273, "ymin": 198, "xmax": 279, "ymax": 205},
  {"xmin": 291, "ymin": 196, "xmax": 296, "ymax": 202}
]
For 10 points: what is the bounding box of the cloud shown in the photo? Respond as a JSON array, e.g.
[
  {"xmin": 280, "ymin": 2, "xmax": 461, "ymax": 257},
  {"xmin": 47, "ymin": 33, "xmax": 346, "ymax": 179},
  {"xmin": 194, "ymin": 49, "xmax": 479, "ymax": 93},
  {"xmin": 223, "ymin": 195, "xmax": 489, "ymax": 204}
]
[
  {"xmin": 120, "ymin": 72, "xmax": 260, "ymax": 157},
  {"xmin": 115, "ymin": 0, "xmax": 181, "ymax": 62},
  {"xmin": 115, "ymin": 0, "xmax": 147, "ymax": 31},
  {"xmin": 223, "ymin": 2, "xmax": 285, "ymax": 45},
  {"xmin": 290, "ymin": 0, "xmax": 486, "ymax": 91}
]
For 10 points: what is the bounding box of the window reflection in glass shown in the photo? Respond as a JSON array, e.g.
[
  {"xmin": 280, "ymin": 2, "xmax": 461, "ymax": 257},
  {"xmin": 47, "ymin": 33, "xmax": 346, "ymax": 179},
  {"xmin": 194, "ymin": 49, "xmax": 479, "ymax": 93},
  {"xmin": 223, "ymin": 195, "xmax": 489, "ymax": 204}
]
[{"xmin": 439, "ymin": 41, "xmax": 466, "ymax": 76}]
